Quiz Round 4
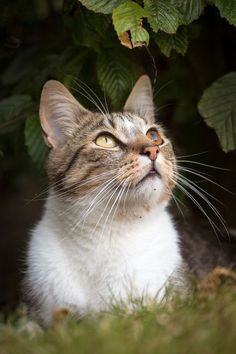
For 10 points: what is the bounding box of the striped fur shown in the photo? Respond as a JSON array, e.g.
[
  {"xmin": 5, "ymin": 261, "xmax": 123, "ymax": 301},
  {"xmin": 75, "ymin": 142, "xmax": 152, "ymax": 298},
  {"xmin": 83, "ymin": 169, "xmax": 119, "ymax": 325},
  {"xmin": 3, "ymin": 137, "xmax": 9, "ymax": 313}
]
[
  {"xmin": 45, "ymin": 108, "xmax": 176, "ymax": 201},
  {"xmin": 24, "ymin": 76, "xmax": 184, "ymax": 326}
]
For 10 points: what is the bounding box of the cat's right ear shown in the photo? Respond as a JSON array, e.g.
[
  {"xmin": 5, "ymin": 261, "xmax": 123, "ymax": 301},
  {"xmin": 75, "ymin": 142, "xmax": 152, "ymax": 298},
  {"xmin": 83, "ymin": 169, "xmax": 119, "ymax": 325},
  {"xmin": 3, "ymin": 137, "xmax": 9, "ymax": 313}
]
[
  {"xmin": 124, "ymin": 75, "xmax": 154, "ymax": 123},
  {"xmin": 39, "ymin": 80, "xmax": 88, "ymax": 148}
]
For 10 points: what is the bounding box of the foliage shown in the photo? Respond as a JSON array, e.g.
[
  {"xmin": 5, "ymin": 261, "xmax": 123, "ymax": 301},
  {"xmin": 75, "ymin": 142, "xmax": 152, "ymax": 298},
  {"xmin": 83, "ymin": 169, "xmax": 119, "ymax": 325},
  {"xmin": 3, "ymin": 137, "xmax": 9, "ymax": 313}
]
[
  {"xmin": 198, "ymin": 72, "xmax": 236, "ymax": 152},
  {"xmin": 1, "ymin": 0, "xmax": 236, "ymax": 172},
  {"xmin": 144, "ymin": 0, "xmax": 181, "ymax": 34},
  {"xmin": 24, "ymin": 115, "xmax": 48, "ymax": 168},
  {"xmin": 79, "ymin": 0, "xmax": 123, "ymax": 14},
  {"xmin": 0, "ymin": 95, "xmax": 33, "ymax": 134},
  {"xmin": 97, "ymin": 49, "xmax": 138, "ymax": 107},
  {"xmin": 112, "ymin": 1, "xmax": 150, "ymax": 48},
  {"xmin": 1, "ymin": 285, "xmax": 236, "ymax": 354},
  {"xmin": 154, "ymin": 26, "xmax": 188, "ymax": 57},
  {"xmin": 213, "ymin": 0, "xmax": 236, "ymax": 27}
]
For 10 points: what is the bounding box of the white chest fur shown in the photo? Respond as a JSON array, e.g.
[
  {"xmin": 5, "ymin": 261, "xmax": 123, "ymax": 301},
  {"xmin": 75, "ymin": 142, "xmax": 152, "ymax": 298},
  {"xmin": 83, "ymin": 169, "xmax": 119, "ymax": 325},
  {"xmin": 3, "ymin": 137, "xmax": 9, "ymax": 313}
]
[{"xmin": 25, "ymin": 194, "xmax": 183, "ymax": 325}]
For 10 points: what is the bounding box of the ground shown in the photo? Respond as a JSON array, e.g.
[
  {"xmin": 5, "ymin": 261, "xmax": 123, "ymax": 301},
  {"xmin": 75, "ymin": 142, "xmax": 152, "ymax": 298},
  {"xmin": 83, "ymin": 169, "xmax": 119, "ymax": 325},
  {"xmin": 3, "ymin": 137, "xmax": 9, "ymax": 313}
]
[{"xmin": 0, "ymin": 272, "xmax": 236, "ymax": 354}]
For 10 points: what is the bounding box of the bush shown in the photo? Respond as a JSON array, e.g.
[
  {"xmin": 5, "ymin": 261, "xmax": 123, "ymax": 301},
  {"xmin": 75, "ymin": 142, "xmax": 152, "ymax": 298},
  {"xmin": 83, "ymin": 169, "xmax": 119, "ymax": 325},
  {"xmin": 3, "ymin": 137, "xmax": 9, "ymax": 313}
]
[{"xmin": 1, "ymin": 0, "xmax": 236, "ymax": 172}]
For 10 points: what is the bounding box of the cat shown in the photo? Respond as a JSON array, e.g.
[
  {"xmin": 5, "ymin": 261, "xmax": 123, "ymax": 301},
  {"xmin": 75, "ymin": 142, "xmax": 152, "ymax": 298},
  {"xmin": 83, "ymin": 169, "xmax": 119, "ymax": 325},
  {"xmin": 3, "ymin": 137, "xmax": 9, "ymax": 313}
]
[{"xmin": 24, "ymin": 75, "xmax": 235, "ymax": 327}]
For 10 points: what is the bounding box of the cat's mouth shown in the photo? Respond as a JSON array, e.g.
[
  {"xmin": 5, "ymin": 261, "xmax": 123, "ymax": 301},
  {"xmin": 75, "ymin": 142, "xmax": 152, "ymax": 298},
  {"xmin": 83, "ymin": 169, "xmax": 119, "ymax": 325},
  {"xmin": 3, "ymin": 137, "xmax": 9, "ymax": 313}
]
[
  {"xmin": 147, "ymin": 167, "xmax": 161, "ymax": 178},
  {"xmin": 138, "ymin": 166, "xmax": 161, "ymax": 185}
]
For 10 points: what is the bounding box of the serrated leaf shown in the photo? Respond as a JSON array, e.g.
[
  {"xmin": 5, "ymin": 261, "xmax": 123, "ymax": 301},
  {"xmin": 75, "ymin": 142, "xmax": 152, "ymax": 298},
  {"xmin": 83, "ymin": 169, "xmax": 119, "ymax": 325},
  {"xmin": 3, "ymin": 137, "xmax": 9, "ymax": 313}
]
[
  {"xmin": 0, "ymin": 95, "xmax": 32, "ymax": 134},
  {"xmin": 198, "ymin": 72, "xmax": 236, "ymax": 152},
  {"xmin": 97, "ymin": 50, "xmax": 137, "ymax": 108},
  {"xmin": 213, "ymin": 0, "xmax": 236, "ymax": 27},
  {"xmin": 25, "ymin": 115, "xmax": 48, "ymax": 168},
  {"xmin": 79, "ymin": 0, "xmax": 123, "ymax": 14},
  {"xmin": 171, "ymin": 0, "xmax": 206, "ymax": 25},
  {"xmin": 155, "ymin": 27, "xmax": 188, "ymax": 57},
  {"xmin": 144, "ymin": 0, "xmax": 181, "ymax": 33},
  {"xmin": 112, "ymin": 1, "xmax": 150, "ymax": 48}
]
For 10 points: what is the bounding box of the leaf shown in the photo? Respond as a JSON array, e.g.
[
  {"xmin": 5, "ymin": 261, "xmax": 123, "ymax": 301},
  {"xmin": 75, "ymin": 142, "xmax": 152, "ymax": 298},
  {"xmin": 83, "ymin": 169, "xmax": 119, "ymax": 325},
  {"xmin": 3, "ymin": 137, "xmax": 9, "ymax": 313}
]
[
  {"xmin": 65, "ymin": 7, "xmax": 111, "ymax": 52},
  {"xmin": 155, "ymin": 27, "xmax": 188, "ymax": 57},
  {"xmin": 84, "ymin": 11, "xmax": 111, "ymax": 37},
  {"xmin": 0, "ymin": 95, "xmax": 33, "ymax": 134},
  {"xmin": 171, "ymin": 0, "xmax": 206, "ymax": 25},
  {"xmin": 97, "ymin": 49, "xmax": 137, "ymax": 108},
  {"xmin": 144, "ymin": 0, "xmax": 181, "ymax": 33},
  {"xmin": 112, "ymin": 1, "xmax": 150, "ymax": 48},
  {"xmin": 79, "ymin": 0, "xmax": 124, "ymax": 14},
  {"xmin": 213, "ymin": 0, "xmax": 236, "ymax": 27},
  {"xmin": 1, "ymin": 49, "xmax": 40, "ymax": 86},
  {"xmin": 198, "ymin": 72, "xmax": 236, "ymax": 152},
  {"xmin": 2, "ymin": 47, "xmax": 88, "ymax": 96},
  {"xmin": 25, "ymin": 115, "xmax": 48, "ymax": 168}
]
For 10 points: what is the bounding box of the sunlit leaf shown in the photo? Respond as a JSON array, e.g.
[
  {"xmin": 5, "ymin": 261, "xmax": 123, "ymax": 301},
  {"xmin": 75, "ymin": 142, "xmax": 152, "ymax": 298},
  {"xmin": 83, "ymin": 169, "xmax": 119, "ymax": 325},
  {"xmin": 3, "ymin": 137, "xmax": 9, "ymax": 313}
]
[
  {"xmin": 144, "ymin": 0, "xmax": 181, "ymax": 33},
  {"xmin": 112, "ymin": 1, "xmax": 149, "ymax": 48},
  {"xmin": 213, "ymin": 0, "xmax": 236, "ymax": 27},
  {"xmin": 79, "ymin": 0, "xmax": 123, "ymax": 14},
  {"xmin": 198, "ymin": 72, "xmax": 236, "ymax": 152},
  {"xmin": 171, "ymin": 0, "xmax": 206, "ymax": 25}
]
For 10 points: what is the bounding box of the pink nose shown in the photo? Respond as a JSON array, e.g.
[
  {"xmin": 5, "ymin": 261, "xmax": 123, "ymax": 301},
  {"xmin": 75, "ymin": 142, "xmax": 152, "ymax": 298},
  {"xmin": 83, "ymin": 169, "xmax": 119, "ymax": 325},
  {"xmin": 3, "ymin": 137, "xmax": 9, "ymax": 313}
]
[{"xmin": 143, "ymin": 146, "xmax": 159, "ymax": 161}]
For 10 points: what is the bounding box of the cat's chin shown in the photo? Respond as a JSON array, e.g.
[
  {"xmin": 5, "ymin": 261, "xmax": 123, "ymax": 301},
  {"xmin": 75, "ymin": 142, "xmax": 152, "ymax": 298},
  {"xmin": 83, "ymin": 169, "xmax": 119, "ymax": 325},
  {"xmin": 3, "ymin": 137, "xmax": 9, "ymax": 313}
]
[
  {"xmin": 137, "ymin": 169, "xmax": 161, "ymax": 185},
  {"xmin": 130, "ymin": 173, "xmax": 167, "ymax": 205}
]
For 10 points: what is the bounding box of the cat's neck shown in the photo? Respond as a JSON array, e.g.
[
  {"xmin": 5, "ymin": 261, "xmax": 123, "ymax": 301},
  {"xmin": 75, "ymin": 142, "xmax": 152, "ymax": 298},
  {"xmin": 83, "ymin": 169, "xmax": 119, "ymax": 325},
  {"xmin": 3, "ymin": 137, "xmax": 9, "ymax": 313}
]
[{"xmin": 45, "ymin": 189, "xmax": 169, "ymax": 242}]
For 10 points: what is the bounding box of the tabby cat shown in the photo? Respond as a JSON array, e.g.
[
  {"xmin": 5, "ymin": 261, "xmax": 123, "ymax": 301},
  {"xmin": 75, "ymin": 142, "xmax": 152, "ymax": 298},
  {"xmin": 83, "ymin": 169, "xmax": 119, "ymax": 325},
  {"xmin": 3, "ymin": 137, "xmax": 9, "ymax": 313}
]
[{"xmin": 24, "ymin": 75, "xmax": 235, "ymax": 326}]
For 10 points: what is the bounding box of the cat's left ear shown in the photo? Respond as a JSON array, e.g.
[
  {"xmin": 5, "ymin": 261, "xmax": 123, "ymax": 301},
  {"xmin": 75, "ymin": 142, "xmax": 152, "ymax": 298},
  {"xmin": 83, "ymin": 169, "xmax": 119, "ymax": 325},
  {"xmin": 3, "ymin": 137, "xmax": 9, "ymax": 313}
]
[{"xmin": 124, "ymin": 75, "xmax": 155, "ymax": 123}]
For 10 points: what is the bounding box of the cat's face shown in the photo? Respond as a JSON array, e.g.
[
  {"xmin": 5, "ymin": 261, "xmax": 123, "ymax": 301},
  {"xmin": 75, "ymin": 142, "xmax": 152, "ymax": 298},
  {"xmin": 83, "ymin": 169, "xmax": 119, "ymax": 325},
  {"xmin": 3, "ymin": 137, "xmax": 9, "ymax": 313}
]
[{"xmin": 40, "ymin": 76, "xmax": 176, "ymax": 208}]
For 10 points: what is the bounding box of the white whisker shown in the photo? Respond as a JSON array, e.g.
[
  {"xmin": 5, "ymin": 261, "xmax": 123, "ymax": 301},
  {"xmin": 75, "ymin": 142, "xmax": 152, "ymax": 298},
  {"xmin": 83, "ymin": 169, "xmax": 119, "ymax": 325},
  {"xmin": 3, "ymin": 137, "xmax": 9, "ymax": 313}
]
[
  {"xmin": 174, "ymin": 172, "xmax": 228, "ymax": 233},
  {"xmin": 177, "ymin": 159, "xmax": 230, "ymax": 171},
  {"xmin": 177, "ymin": 166, "xmax": 234, "ymax": 195},
  {"xmin": 172, "ymin": 177, "xmax": 222, "ymax": 238}
]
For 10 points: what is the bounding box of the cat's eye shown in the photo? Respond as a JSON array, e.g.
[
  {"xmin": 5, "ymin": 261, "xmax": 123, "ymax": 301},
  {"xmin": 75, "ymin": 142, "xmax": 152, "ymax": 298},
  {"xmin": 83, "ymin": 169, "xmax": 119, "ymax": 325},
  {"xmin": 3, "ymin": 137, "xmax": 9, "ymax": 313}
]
[
  {"xmin": 95, "ymin": 134, "xmax": 117, "ymax": 148},
  {"xmin": 146, "ymin": 129, "xmax": 163, "ymax": 145}
]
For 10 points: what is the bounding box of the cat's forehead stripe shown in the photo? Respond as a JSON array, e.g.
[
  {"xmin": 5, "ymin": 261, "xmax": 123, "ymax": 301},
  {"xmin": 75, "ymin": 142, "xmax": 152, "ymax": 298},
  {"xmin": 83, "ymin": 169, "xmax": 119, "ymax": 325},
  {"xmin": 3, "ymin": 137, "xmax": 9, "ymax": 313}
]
[{"xmin": 112, "ymin": 113, "xmax": 145, "ymax": 138}]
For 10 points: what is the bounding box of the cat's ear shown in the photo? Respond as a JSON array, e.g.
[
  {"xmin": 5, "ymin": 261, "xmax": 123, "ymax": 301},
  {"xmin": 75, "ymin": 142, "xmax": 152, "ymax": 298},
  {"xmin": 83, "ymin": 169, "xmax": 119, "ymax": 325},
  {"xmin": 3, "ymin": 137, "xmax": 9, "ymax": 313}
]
[
  {"xmin": 124, "ymin": 75, "xmax": 154, "ymax": 123},
  {"xmin": 39, "ymin": 80, "xmax": 88, "ymax": 148}
]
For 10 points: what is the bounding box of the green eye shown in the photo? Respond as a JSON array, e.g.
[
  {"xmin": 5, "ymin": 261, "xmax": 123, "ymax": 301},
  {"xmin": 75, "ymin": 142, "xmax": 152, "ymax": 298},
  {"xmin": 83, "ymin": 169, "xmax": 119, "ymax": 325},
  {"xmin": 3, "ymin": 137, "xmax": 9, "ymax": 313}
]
[{"xmin": 95, "ymin": 134, "xmax": 117, "ymax": 148}]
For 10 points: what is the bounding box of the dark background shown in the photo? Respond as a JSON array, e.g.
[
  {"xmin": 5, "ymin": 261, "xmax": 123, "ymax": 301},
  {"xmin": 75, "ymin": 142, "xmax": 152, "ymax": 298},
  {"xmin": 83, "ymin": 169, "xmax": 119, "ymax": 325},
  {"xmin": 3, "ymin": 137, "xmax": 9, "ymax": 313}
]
[{"xmin": 1, "ymin": 1, "xmax": 236, "ymax": 312}]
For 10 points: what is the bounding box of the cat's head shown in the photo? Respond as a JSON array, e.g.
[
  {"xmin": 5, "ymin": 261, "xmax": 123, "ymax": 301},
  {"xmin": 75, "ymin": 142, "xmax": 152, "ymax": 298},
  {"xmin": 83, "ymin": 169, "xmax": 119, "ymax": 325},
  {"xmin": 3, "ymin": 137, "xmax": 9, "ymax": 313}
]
[{"xmin": 40, "ymin": 76, "xmax": 176, "ymax": 209}]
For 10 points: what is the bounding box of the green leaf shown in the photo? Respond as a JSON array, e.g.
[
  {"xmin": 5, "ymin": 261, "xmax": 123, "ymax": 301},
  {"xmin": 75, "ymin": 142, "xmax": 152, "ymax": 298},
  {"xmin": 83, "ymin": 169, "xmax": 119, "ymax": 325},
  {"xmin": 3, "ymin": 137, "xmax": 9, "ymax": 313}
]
[
  {"xmin": 0, "ymin": 95, "xmax": 32, "ymax": 134},
  {"xmin": 144, "ymin": 0, "xmax": 181, "ymax": 33},
  {"xmin": 97, "ymin": 49, "xmax": 137, "ymax": 108},
  {"xmin": 198, "ymin": 72, "xmax": 236, "ymax": 152},
  {"xmin": 79, "ymin": 0, "xmax": 123, "ymax": 14},
  {"xmin": 112, "ymin": 1, "xmax": 150, "ymax": 48},
  {"xmin": 65, "ymin": 7, "xmax": 111, "ymax": 52},
  {"xmin": 171, "ymin": 0, "xmax": 206, "ymax": 25},
  {"xmin": 213, "ymin": 0, "xmax": 236, "ymax": 27},
  {"xmin": 155, "ymin": 27, "xmax": 188, "ymax": 57},
  {"xmin": 25, "ymin": 115, "xmax": 48, "ymax": 168}
]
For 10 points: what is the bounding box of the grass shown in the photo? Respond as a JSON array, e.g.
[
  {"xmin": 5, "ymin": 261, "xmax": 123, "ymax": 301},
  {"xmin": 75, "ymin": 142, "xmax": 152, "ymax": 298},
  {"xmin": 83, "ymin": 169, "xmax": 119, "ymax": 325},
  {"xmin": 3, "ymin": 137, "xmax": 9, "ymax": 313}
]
[{"xmin": 1, "ymin": 284, "xmax": 236, "ymax": 354}]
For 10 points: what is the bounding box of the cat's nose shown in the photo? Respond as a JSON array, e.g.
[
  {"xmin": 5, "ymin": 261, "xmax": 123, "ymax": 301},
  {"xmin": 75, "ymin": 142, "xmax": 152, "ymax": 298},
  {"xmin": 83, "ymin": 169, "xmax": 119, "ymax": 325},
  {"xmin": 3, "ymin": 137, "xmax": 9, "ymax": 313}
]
[{"xmin": 142, "ymin": 146, "xmax": 159, "ymax": 161}]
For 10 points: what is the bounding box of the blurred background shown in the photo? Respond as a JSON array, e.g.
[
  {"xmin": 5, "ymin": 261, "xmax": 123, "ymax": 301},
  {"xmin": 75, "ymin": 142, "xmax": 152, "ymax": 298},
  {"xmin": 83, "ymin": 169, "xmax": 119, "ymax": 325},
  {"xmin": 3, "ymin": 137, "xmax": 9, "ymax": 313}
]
[{"xmin": 1, "ymin": 0, "xmax": 236, "ymax": 313}]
